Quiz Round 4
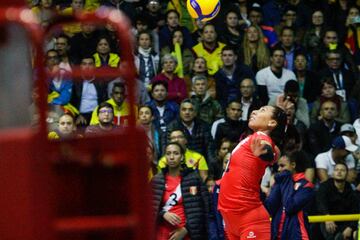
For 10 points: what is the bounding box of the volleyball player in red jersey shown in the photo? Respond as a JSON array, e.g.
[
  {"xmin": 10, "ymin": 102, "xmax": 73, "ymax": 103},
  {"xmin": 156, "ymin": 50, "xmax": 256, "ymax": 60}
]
[{"xmin": 218, "ymin": 105, "xmax": 287, "ymax": 240}]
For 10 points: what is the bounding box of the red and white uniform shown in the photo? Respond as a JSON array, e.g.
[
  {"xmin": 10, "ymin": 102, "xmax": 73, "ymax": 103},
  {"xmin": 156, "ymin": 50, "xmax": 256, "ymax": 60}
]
[
  {"xmin": 218, "ymin": 131, "xmax": 278, "ymax": 240},
  {"xmin": 156, "ymin": 175, "xmax": 189, "ymax": 240}
]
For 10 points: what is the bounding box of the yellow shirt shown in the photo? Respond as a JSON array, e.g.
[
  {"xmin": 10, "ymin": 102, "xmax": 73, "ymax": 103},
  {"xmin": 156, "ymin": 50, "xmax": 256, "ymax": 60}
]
[
  {"xmin": 192, "ymin": 42, "xmax": 225, "ymax": 76},
  {"xmin": 60, "ymin": 7, "xmax": 82, "ymax": 37},
  {"xmin": 157, "ymin": 148, "xmax": 208, "ymax": 172},
  {"xmin": 90, "ymin": 98, "xmax": 136, "ymax": 126}
]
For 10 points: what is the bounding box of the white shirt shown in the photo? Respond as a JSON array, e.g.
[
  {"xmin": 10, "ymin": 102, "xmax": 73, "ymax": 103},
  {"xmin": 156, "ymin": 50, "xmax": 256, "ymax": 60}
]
[
  {"xmin": 79, "ymin": 80, "xmax": 98, "ymax": 113},
  {"xmin": 315, "ymin": 149, "xmax": 355, "ymax": 177},
  {"xmin": 241, "ymin": 97, "xmax": 252, "ymax": 121},
  {"xmin": 256, "ymin": 66, "xmax": 296, "ymax": 100}
]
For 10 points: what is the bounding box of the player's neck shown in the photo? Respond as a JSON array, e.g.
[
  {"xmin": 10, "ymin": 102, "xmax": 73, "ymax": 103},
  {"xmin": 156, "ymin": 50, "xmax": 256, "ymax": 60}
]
[{"xmin": 168, "ymin": 167, "xmax": 181, "ymax": 177}]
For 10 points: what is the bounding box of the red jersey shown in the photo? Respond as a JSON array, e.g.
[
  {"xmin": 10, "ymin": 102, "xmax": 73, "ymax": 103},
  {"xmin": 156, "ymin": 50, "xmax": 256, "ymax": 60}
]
[
  {"xmin": 218, "ymin": 132, "xmax": 277, "ymax": 213},
  {"xmin": 161, "ymin": 175, "xmax": 186, "ymax": 228}
]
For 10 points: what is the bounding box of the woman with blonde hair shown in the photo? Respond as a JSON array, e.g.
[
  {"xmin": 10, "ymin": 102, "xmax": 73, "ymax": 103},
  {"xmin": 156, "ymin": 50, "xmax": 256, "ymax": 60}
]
[{"xmin": 241, "ymin": 24, "xmax": 270, "ymax": 73}]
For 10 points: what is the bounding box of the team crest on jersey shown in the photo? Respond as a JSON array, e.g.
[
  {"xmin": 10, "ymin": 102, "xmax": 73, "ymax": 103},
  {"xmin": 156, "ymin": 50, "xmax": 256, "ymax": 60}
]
[
  {"xmin": 294, "ymin": 182, "xmax": 301, "ymax": 190},
  {"xmin": 246, "ymin": 231, "xmax": 256, "ymax": 239},
  {"xmin": 189, "ymin": 186, "xmax": 197, "ymax": 195},
  {"xmin": 188, "ymin": 158, "xmax": 195, "ymax": 165}
]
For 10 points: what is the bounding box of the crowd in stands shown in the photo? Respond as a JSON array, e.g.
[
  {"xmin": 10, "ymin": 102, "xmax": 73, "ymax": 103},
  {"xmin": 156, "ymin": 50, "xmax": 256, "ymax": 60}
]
[{"xmin": 27, "ymin": 0, "xmax": 360, "ymax": 239}]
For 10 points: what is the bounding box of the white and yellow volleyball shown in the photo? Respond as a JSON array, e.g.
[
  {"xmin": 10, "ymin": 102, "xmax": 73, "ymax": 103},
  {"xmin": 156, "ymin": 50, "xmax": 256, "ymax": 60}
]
[{"xmin": 186, "ymin": 0, "xmax": 221, "ymax": 22}]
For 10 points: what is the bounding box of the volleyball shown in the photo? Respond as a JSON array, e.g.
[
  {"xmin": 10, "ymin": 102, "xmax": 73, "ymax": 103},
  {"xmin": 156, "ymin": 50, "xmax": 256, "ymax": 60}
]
[{"xmin": 186, "ymin": 0, "xmax": 221, "ymax": 22}]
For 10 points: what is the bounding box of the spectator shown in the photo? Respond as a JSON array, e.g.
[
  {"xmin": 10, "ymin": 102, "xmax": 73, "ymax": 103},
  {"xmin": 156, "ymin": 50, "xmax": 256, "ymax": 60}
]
[
  {"xmin": 160, "ymin": 28, "xmax": 194, "ymax": 78},
  {"xmin": 70, "ymin": 56, "xmax": 108, "ymax": 126},
  {"xmin": 48, "ymin": 113, "xmax": 78, "ymax": 139},
  {"xmin": 261, "ymin": 0, "xmax": 289, "ymax": 27},
  {"xmin": 282, "ymin": 102, "xmax": 307, "ymax": 155},
  {"xmin": 312, "ymin": 28, "xmax": 356, "ymax": 72},
  {"xmin": 318, "ymin": 49, "xmax": 356, "ymax": 102},
  {"xmin": 158, "ymin": 9, "xmax": 193, "ymax": 50},
  {"xmin": 131, "ymin": 16, "xmax": 159, "ymax": 54},
  {"xmin": 157, "ymin": 129, "xmax": 209, "ymax": 181},
  {"xmin": 214, "ymin": 99, "xmax": 247, "ymax": 147},
  {"xmin": 209, "ymin": 138, "xmax": 233, "ymax": 181},
  {"xmin": 146, "ymin": 81, "xmax": 179, "ymax": 133},
  {"xmin": 315, "ymin": 135, "xmax": 357, "ymax": 183},
  {"xmin": 31, "ymin": 0, "xmax": 54, "ymax": 28},
  {"xmin": 303, "ymin": 10, "xmax": 325, "ymax": 61},
  {"xmin": 59, "ymin": 0, "xmax": 84, "ymax": 37},
  {"xmin": 215, "ymin": 46, "xmax": 254, "ymax": 109},
  {"xmin": 273, "ymin": 26, "xmax": 305, "ymax": 71},
  {"xmin": 46, "ymin": 49, "xmax": 73, "ymax": 107},
  {"xmin": 307, "ymin": 100, "xmax": 341, "ymax": 157},
  {"xmin": 240, "ymin": 24, "xmax": 270, "ymax": 73},
  {"xmin": 268, "ymin": 80, "xmax": 310, "ymax": 128},
  {"xmin": 192, "ymin": 23, "xmax": 226, "ymax": 76},
  {"xmin": 190, "ymin": 57, "xmax": 216, "ymax": 98},
  {"xmin": 167, "ymin": 99, "xmax": 216, "ymax": 164},
  {"xmin": 273, "ymin": 6, "xmax": 299, "ymax": 39},
  {"xmin": 89, "ymin": 82, "xmax": 133, "ymax": 126},
  {"xmin": 152, "ymin": 54, "xmax": 187, "ymax": 104},
  {"xmin": 293, "ymin": 52, "xmax": 320, "ymax": 105},
  {"xmin": 55, "ymin": 34, "xmax": 73, "ymax": 72},
  {"xmin": 166, "ymin": 0, "xmax": 196, "ymax": 32},
  {"xmin": 265, "ymin": 151, "xmax": 314, "ymax": 240},
  {"xmin": 138, "ymin": 105, "xmax": 162, "ymax": 161},
  {"xmin": 101, "ymin": 0, "xmax": 138, "ymax": 25},
  {"xmin": 248, "ymin": 3, "xmax": 278, "ymax": 47},
  {"xmin": 107, "ymin": 77, "xmax": 150, "ymax": 106},
  {"xmin": 141, "ymin": 0, "xmax": 165, "ymax": 31},
  {"xmin": 93, "ymin": 36, "xmax": 120, "ymax": 68},
  {"xmin": 69, "ymin": 23, "xmax": 100, "ymax": 64},
  {"xmin": 151, "ymin": 142, "xmax": 210, "ymax": 239},
  {"xmin": 310, "ymin": 77, "xmax": 351, "ymax": 125},
  {"xmin": 85, "ymin": 102, "xmax": 116, "ymax": 134},
  {"xmin": 218, "ymin": 10, "xmax": 243, "ymax": 52},
  {"xmin": 353, "ymin": 115, "xmax": 360, "ymax": 145},
  {"xmin": 239, "ymin": 78, "xmax": 263, "ymax": 122},
  {"xmin": 344, "ymin": 6, "xmax": 360, "ymax": 54},
  {"xmin": 190, "ymin": 75, "xmax": 223, "ymax": 125},
  {"xmin": 316, "ymin": 162, "xmax": 359, "ymax": 240},
  {"xmin": 135, "ymin": 30, "xmax": 159, "ymax": 90},
  {"xmin": 256, "ymin": 47, "xmax": 296, "ymax": 104}
]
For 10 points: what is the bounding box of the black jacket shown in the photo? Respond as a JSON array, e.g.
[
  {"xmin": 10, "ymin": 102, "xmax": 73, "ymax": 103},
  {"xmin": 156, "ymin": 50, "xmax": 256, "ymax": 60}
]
[
  {"xmin": 151, "ymin": 168, "xmax": 211, "ymax": 240},
  {"xmin": 70, "ymin": 81, "xmax": 108, "ymax": 112},
  {"xmin": 214, "ymin": 117, "xmax": 247, "ymax": 147},
  {"xmin": 306, "ymin": 120, "xmax": 341, "ymax": 157},
  {"xmin": 316, "ymin": 178, "xmax": 359, "ymax": 230},
  {"xmin": 166, "ymin": 118, "xmax": 216, "ymax": 164}
]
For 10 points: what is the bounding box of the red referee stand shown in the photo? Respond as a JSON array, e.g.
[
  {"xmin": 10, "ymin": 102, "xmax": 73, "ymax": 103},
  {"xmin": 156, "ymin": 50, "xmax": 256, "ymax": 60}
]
[{"xmin": 0, "ymin": 3, "xmax": 152, "ymax": 240}]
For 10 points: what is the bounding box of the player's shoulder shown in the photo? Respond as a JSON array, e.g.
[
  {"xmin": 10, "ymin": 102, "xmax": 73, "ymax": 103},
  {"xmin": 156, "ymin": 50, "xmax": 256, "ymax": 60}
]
[{"xmin": 252, "ymin": 131, "xmax": 273, "ymax": 144}]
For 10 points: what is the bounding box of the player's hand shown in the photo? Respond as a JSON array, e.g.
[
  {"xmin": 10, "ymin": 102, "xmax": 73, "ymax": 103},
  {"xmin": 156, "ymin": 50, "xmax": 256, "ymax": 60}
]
[
  {"xmin": 325, "ymin": 221, "xmax": 337, "ymax": 234},
  {"xmin": 169, "ymin": 227, "xmax": 187, "ymax": 240},
  {"xmin": 163, "ymin": 212, "xmax": 181, "ymax": 226},
  {"xmin": 250, "ymin": 137, "xmax": 270, "ymax": 157}
]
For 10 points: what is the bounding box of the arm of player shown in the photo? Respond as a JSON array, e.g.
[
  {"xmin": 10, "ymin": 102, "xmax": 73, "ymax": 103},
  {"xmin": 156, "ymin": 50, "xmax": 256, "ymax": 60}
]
[{"xmin": 250, "ymin": 137, "xmax": 274, "ymax": 162}]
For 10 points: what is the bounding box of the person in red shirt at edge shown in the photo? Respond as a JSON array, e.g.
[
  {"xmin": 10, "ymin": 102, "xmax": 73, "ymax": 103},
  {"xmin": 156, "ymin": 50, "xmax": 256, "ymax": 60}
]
[{"xmin": 218, "ymin": 105, "xmax": 288, "ymax": 240}]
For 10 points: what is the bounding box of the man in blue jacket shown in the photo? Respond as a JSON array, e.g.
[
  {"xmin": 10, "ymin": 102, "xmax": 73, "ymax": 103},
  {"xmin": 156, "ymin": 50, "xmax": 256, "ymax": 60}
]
[{"xmin": 265, "ymin": 150, "xmax": 314, "ymax": 240}]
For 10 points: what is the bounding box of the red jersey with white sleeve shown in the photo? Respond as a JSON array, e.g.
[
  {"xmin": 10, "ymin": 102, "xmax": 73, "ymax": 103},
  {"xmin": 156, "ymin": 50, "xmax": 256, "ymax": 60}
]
[
  {"xmin": 161, "ymin": 175, "xmax": 186, "ymax": 227},
  {"xmin": 218, "ymin": 131, "xmax": 278, "ymax": 213}
]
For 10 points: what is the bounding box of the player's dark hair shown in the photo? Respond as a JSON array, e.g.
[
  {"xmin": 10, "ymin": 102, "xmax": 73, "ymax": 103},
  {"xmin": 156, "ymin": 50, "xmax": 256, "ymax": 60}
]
[{"xmin": 270, "ymin": 106, "xmax": 287, "ymax": 149}]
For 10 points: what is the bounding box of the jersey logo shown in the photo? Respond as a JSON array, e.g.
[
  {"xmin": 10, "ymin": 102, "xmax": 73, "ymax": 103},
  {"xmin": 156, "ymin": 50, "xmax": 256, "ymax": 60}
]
[
  {"xmin": 189, "ymin": 186, "xmax": 198, "ymax": 195},
  {"xmin": 294, "ymin": 182, "xmax": 301, "ymax": 191},
  {"xmin": 246, "ymin": 231, "xmax": 257, "ymax": 239}
]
